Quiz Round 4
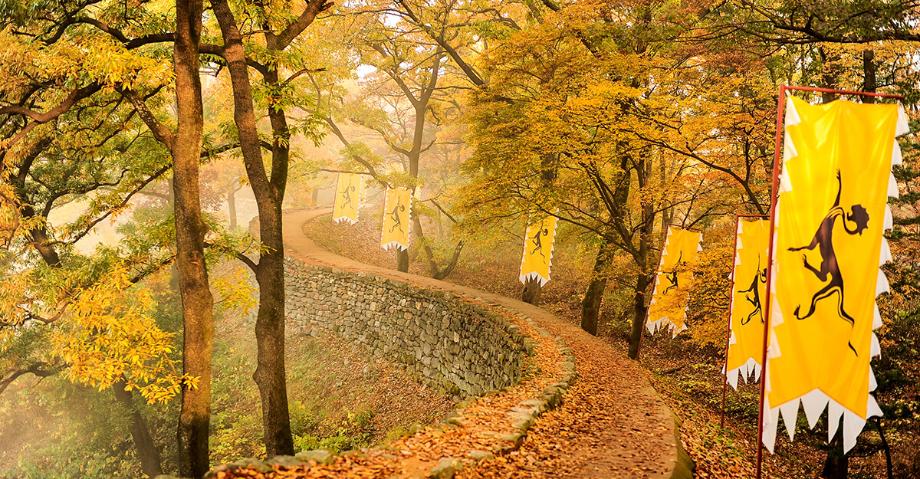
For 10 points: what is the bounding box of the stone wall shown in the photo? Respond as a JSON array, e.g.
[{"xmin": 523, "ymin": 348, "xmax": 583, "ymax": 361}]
[{"xmin": 284, "ymin": 259, "xmax": 528, "ymax": 396}]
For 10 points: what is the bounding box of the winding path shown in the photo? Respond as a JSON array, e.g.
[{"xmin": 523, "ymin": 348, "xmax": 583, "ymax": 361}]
[{"xmin": 232, "ymin": 208, "xmax": 685, "ymax": 478}]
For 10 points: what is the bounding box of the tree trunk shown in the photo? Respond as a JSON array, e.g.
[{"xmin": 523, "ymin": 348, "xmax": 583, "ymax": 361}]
[
  {"xmin": 252, "ymin": 203, "xmax": 295, "ymax": 456},
  {"xmin": 172, "ymin": 2, "xmax": 215, "ymax": 476},
  {"xmin": 628, "ymin": 272, "xmax": 651, "ymax": 359},
  {"xmin": 581, "ymin": 239, "xmax": 613, "ymax": 336},
  {"xmin": 628, "ymin": 158, "xmax": 657, "ymax": 360},
  {"xmin": 389, "ymin": 53, "xmax": 442, "ymax": 275},
  {"xmin": 863, "ymin": 49, "xmax": 877, "ymax": 102},
  {"xmin": 412, "ymin": 213, "xmax": 462, "ymax": 279},
  {"xmin": 818, "ymin": 47, "xmax": 840, "ymax": 103},
  {"xmin": 521, "ymin": 277, "xmax": 542, "ymax": 305},
  {"xmin": 113, "ymin": 381, "xmax": 163, "ymax": 477},
  {"xmin": 211, "ymin": 0, "xmax": 294, "ymax": 455},
  {"xmin": 821, "ymin": 423, "xmax": 849, "ymax": 479},
  {"xmin": 228, "ymin": 187, "xmax": 238, "ymax": 230},
  {"xmin": 257, "ymin": 85, "xmax": 294, "ymax": 457},
  {"xmin": 396, "ymin": 249, "xmax": 410, "ymax": 272}
]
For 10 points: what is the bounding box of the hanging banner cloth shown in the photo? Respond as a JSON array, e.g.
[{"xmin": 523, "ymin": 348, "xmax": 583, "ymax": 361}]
[
  {"xmin": 380, "ymin": 187, "xmax": 412, "ymax": 251},
  {"xmin": 333, "ymin": 173, "xmax": 364, "ymax": 224},
  {"xmin": 519, "ymin": 216, "xmax": 559, "ymax": 286},
  {"xmin": 646, "ymin": 226, "xmax": 703, "ymax": 336},
  {"xmin": 725, "ymin": 218, "xmax": 770, "ymax": 389},
  {"xmin": 763, "ymin": 96, "xmax": 908, "ymax": 454}
]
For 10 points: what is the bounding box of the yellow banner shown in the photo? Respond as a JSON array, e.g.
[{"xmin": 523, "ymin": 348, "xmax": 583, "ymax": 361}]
[
  {"xmin": 519, "ymin": 216, "xmax": 558, "ymax": 286},
  {"xmin": 333, "ymin": 173, "xmax": 364, "ymax": 224},
  {"xmin": 725, "ymin": 218, "xmax": 769, "ymax": 389},
  {"xmin": 380, "ymin": 187, "xmax": 412, "ymax": 251},
  {"xmin": 763, "ymin": 96, "xmax": 907, "ymax": 453},
  {"xmin": 647, "ymin": 226, "xmax": 702, "ymax": 335}
]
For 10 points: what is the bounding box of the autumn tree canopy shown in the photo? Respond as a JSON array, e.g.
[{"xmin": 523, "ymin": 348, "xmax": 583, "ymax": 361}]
[{"xmin": 1, "ymin": 0, "xmax": 919, "ymax": 477}]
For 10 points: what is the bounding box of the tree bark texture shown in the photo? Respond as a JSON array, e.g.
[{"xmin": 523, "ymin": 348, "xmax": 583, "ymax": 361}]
[
  {"xmin": 113, "ymin": 381, "xmax": 163, "ymax": 477},
  {"xmin": 396, "ymin": 249, "xmax": 410, "ymax": 272},
  {"xmin": 628, "ymin": 157, "xmax": 657, "ymax": 360},
  {"xmin": 212, "ymin": 0, "xmax": 294, "ymax": 455},
  {"xmin": 821, "ymin": 424, "xmax": 849, "ymax": 479},
  {"xmin": 581, "ymin": 239, "xmax": 614, "ymax": 336},
  {"xmin": 172, "ymin": 1, "xmax": 215, "ymax": 476},
  {"xmin": 521, "ymin": 277, "xmax": 542, "ymax": 305},
  {"xmin": 228, "ymin": 186, "xmax": 238, "ymax": 230}
]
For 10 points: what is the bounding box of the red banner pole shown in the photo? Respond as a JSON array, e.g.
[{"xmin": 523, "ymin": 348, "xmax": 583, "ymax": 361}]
[
  {"xmin": 754, "ymin": 85, "xmax": 904, "ymax": 479},
  {"xmin": 783, "ymin": 85, "xmax": 903, "ymax": 100},
  {"xmin": 756, "ymin": 84, "xmax": 787, "ymax": 479}
]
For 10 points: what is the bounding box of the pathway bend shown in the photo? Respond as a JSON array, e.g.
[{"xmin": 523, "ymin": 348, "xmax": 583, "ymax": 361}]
[{"xmin": 278, "ymin": 208, "xmax": 685, "ymax": 479}]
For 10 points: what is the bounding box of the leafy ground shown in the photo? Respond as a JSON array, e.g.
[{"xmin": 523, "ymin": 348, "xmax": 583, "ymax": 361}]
[
  {"xmin": 304, "ymin": 209, "xmax": 915, "ymax": 478},
  {"xmin": 217, "ymin": 207, "xmax": 677, "ymax": 478}
]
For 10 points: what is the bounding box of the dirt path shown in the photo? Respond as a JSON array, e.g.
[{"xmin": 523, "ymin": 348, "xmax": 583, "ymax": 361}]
[{"xmin": 273, "ymin": 208, "xmax": 685, "ymax": 479}]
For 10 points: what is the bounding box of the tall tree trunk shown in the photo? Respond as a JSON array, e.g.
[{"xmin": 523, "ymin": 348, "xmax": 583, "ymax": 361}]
[
  {"xmin": 521, "ymin": 277, "xmax": 542, "ymax": 305},
  {"xmin": 628, "ymin": 158, "xmax": 657, "ymax": 360},
  {"xmin": 412, "ymin": 214, "xmax": 462, "ymax": 279},
  {"xmin": 863, "ymin": 49, "xmax": 877, "ymax": 102},
  {"xmin": 818, "ymin": 47, "xmax": 840, "ymax": 103},
  {"xmin": 581, "ymin": 238, "xmax": 613, "ymax": 335},
  {"xmin": 629, "ymin": 272, "xmax": 651, "ymax": 359},
  {"xmin": 379, "ymin": 51, "xmax": 442, "ymax": 275},
  {"xmin": 258, "ymin": 68, "xmax": 294, "ymax": 457},
  {"xmin": 212, "ymin": 0, "xmax": 294, "ymax": 456},
  {"xmin": 253, "ymin": 204, "xmax": 294, "ymax": 455},
  {"xmin": 822, "ymin": 423, "xmax": 848, "ymax": 479},
  {"xmin": 396, "ymin": 249, "xmax": 410, "ymax": 272},
  {"xmin": 228, "ymin": 186, "xmax": 238, "ymax": 230},
  {"xmin": 250, "ymin": 144, "xmax": 294, "ymax": 457},
  {"xmin": 172, "ymin": 1, "xmax": 215, "ymax": 476},
  {"xmin": 113, "ymin": 381, "xmax": 163, "ymax": 477},
  {"xmin": 253, "ymin": 200, "xmax": 294, "ymax": 456}
]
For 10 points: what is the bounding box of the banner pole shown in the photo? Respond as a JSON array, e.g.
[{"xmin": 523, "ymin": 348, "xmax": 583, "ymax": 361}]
[
  {"xmin": 723, "ymin": 213, "xmax": 769, "ymax": 429},
  {"xmin": 783, "ymin": 85, "xmax": 902, "ymax": 100},
  {"xmin": 720, "ymin": 215, "xmax": 743, "ymax": 428},
  {"xmin": 720, "ymin": 317, "xmax": 729, "ymax": 428},
  {"xmin": 756, "ymin": 85, "xmax": 787, "ymax": 479}
]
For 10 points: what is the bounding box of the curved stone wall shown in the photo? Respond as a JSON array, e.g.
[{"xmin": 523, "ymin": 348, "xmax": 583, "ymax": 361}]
[{"xmin": 283, "ymin": 259, "xmax": 528, "ymax": 397}]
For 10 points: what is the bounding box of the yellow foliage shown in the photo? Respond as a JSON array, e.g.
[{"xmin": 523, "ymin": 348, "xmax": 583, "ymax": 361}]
[
  {"xmin": 51, "ymin": 266, "xmax": 189, "ymax": 404},
  {"xmin": 686, "ymin": 223, "xmax": 735, "ymax": 349},
  {"xmin": 212, "ymin": 264, "xmax": 257, "ymax": 315}
]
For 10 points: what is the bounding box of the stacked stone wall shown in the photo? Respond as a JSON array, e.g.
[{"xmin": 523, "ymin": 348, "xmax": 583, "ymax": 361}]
[{"xmin": 284, "ymin": 259, "xmax": 527, "ymax": 396}]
